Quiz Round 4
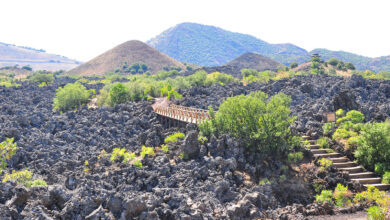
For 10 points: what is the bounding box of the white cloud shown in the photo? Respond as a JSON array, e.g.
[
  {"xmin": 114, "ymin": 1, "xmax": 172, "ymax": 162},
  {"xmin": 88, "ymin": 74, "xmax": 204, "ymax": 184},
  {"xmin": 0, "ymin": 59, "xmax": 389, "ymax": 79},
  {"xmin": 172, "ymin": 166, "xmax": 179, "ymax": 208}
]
[{"xmin": 1, "ymin": 0, "xmax": 389, "ymax": 61}]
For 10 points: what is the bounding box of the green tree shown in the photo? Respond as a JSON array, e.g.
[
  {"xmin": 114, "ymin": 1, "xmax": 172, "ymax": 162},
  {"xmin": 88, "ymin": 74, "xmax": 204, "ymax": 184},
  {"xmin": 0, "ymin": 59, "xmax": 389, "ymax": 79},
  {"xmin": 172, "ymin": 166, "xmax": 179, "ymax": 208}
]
[
  {"xmin": 53, "ymin": 82, "xmax": 92, "ymax": 111},
  {"xmin": 199, "ymin": 91, "xmax": 296, "ymax": 157},
  {"xmin": 290, "ymin": 62, "xmax": 298, "ymax": 69},
  {"xmin": 109, "ymin": 83, "xmax": 130, "ymax": 106},
  {"xmin": 328, "ymin": 58, "xmax": 339, "ymax": 66}
]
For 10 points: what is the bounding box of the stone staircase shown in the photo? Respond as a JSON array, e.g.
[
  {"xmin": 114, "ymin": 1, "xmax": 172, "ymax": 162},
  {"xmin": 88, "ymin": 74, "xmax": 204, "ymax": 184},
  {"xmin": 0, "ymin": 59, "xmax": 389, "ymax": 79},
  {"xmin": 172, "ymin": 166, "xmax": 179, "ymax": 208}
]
[{"xmin": 302, "ymin": 136, "xmax": 390, "ymax": 191}]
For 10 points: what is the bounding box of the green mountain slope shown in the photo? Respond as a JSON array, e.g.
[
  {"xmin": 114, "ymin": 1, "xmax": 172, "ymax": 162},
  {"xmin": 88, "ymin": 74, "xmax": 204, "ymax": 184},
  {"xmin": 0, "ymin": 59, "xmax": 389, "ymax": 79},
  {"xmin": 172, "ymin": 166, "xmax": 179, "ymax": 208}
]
[
  {"xmin": 147, "ymin": 23, "xmax": 390, "ymax": 72},
  {"xmin": 310, "ymin": 49, "xmax": 390, "ymax": 72},
  {"xmin": 147, "ymin": 22, "xmax": 308, "ymax": 67}
]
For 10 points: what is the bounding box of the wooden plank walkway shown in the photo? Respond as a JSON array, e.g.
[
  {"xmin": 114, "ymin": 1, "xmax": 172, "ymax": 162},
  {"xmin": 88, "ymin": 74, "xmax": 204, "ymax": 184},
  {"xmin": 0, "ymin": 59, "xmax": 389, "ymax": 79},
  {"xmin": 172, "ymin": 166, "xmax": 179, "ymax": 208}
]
[{"xmin": 152, "ymin": 98, "xmax": 210, "ymax": 124}]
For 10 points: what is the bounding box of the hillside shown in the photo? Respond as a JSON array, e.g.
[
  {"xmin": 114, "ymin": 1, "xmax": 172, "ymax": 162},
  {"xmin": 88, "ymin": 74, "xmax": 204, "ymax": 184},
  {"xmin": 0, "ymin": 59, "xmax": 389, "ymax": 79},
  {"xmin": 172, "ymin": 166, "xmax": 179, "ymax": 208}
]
[
  {"xmin": 310, "ymin": 49, "xmax": 390, "ymax": 72},
  {"xmin": 226, "ymin": 52, "xmax": 281, "ymax": 72},
  {"xmin": 0, "ymin": 42, "xmax": 80, "ymax": 71},
  {"xmin": 67, "ymin": 40, "xmax": 185, "ymax": 76},
  {"xmin": 147, "ymin": 23, "xmax": 390, "ymax": 72},
  {"xmin": 147, "ymin": 22, "xmax": 308, "ymax": 67}
]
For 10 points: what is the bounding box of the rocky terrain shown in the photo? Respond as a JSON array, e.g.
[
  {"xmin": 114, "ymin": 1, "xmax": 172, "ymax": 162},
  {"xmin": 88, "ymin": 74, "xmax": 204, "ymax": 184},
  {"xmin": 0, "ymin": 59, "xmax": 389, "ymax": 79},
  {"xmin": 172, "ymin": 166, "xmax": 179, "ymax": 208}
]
[
  {"xmin": 0, "ymin": 75, "xmax": 389, "ymax": 219},
  {"xmin": 175, "ymin": 74, "xmax": 390, "ymax": 138}
]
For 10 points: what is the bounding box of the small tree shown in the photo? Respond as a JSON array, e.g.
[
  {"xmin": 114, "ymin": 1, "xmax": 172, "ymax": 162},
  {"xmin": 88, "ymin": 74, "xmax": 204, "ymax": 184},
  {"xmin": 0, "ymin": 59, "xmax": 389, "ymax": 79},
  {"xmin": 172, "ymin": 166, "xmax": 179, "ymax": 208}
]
[
  {"xmin": 0, "ymin": 138, "xmax": 17, "ymax": 174},
  {"xmin": 290, "ymin": 62, "xmax": 298, "ymax": 69},
  {"xmin": 199, "ymin": 91, "xmax": 296, "ymax": 157},
  {"xmin": 53, "ymin": 82, "xmax": 92, "ymax": 111},
  {"xmin": 109, "ymin": 83, "xmax": 130, "ymax": 106},
  {"xmin": 328, "ymin": 58, "xmax": 339, "ymax": 66}
]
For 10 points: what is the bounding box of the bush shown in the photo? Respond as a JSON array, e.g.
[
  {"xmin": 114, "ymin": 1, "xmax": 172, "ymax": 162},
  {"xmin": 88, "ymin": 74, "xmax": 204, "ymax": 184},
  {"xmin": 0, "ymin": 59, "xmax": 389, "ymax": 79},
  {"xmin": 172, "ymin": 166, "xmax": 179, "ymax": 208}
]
[
  {"xmin": 333, "ymin": 184, "xmax": 352, "ymax": 207},
  {"xmin": 164, "ymin": 132, "xmax": 185, "ymax": 144},
  {"xmin": 140, "ymin": 146, "xmax": 155, "ymax": 158},
  {"xmin": 382, "ymin": 172, "xmax": 390, "ymax": 184},
  {"xmin": 367, "ymin": 206, "xmax": 386, "ymax": 220},
  {"xmin": 354, "ymin": 121, "xmax": 390, "ymax": 171},
  {"xmin": 199, "ymin": 91, "xmax": 296, "ymax": 157},
  {"xmin": 2, "ymin": 169, "xmax": 47, "ymax": 188},
  {"xmin": 318, "ymin": 158, "xmax": 333, "ymax": 171},
  {"xmin": 288, "ymin": 152, "xmax": 303, "ymax": 164},
  {"xmin": 315, "ymin": 190, "xmax": 333, "ymax": 204},
  {"xmin": 109, "ymin": 83, "xmax": 130, "ymax": 106},
  {"xmin": 328, "ymin": 58, "xmax": 339, "ymax": 66},
  {"xmin": 315, "ymin": 137, "xmax": 329, "ymax": 148},
  {"xmin": 0, "ymin": 138, "xmax": 17, "ymax": 174},
  {"xmin": 53, "ymin": 82, "xmax": 92, "ymax": 111},
  {"xmin": 290, "ymin": 62, "xmax": 298, "ymax": 69},
  {"xmin": 29, "ymin": 72, "xmax": 54, "ymax": 84}
]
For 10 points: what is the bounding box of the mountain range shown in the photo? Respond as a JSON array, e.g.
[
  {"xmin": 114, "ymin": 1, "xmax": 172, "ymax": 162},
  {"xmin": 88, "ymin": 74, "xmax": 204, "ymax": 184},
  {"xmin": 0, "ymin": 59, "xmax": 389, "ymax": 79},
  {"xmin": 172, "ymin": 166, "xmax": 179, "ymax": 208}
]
[
  {"xmin": 0, "ymin": 42, "xmax": 80, "ymax": 71},
  {"xmin": 148, "ymin": 22, "xmax": 390, "ymax": 72}
]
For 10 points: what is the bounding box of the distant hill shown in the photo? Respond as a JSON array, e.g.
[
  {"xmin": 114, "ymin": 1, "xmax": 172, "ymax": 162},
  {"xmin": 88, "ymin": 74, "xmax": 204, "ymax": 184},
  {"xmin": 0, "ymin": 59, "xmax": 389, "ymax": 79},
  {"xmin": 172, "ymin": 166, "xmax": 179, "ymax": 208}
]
[
  {"xmin": 310, "ymin": 49, "xmax": 390, "ymax": 72},
  {"xmin": 226, "ymin": 52, "xmax": 281, "ymax": 72},
  {"xmin": 147, "ymin": 22, "xmax": 390, "ymax": 72},
  {"xmin": 67, "ymin": 40, "xmax": 185, "ymax": 76},
  {"xmin": 0, "ymin": 42, "xmax": 80, "ymax": 71},
  {"xmin": 147, "ymin": 22, "xmax": 308, "ymax": 67}
]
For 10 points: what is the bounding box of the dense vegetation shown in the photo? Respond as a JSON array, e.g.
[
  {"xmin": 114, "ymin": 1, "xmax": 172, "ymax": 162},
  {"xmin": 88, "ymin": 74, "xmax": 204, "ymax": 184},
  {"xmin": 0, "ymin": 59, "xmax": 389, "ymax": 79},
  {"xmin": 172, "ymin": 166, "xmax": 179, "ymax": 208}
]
[
  {"xmin": 53, "ymin": 82, "xmax": 94, "ymax": 111},
  {"xmin": 199, "ymin": 91, "xmax": 298, "ymax": 157}
]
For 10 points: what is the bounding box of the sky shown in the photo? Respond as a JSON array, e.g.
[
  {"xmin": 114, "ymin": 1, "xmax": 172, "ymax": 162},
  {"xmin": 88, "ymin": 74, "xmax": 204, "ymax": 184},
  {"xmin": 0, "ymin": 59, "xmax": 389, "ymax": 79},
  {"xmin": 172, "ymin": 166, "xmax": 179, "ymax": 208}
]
[{"xmin": 1, "ymin": 0, "xmax": 390, "ymax": 62}]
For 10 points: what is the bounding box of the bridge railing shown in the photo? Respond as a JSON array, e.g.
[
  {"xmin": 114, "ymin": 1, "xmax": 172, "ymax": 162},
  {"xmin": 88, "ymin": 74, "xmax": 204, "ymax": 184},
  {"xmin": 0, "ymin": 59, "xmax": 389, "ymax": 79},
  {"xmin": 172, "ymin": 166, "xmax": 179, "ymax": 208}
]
[{"xmin": 154, "ymin": 104, "xmax": 210, "ymax": 124}]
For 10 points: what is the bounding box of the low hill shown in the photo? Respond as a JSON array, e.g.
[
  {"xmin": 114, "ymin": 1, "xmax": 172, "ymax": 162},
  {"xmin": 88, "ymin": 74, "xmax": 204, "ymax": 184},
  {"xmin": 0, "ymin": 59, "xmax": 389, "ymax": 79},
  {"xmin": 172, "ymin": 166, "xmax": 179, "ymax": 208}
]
[
  {"xmin": 148, "ymin": 22, "xmax": 390, "ymax": 72},
  {"xmin": 67, "ymin": 40, "xmax": 185, "ymax": 76},
  {"xmin": 0, "ymin": 42, "xmax": 80, "ymax": 71},
  {"xmin": 226, "ymin": 52, "xmax": 281, "ymax": 72},
  {"xmin": 147, "ymin": 22, "xmax": 308, "ymax": 67},
  {"xmin": 310, "ymin": 49, "xmax": 390, "ymax": 72}
]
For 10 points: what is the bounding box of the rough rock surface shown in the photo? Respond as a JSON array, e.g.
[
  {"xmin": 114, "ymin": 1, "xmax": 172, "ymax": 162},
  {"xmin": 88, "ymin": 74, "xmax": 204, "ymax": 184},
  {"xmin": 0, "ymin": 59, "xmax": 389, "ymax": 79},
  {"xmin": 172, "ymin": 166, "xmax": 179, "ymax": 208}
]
[{"xmin": 175, "ymin": 74, "xmax": 390, "ymax": 138}]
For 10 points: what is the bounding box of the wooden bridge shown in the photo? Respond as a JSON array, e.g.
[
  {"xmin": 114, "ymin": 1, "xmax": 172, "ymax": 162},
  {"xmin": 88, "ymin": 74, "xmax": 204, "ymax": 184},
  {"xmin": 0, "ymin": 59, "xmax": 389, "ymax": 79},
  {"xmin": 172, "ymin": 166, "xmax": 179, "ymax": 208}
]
[{"xmin": 152, "ymin": 98, "xmax": 210, "ymax": 125}]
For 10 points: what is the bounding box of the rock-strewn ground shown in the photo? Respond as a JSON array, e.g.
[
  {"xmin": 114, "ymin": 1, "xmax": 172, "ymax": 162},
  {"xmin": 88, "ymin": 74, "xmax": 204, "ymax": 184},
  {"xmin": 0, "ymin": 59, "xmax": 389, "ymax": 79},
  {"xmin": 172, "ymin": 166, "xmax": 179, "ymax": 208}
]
[
  {"xmin": 175, "ymin": 74, "xmax": 390, "ymax": 138},
  {"xmin": 0, "ymin": 75, "xmax": 389, "ymax": 219}
]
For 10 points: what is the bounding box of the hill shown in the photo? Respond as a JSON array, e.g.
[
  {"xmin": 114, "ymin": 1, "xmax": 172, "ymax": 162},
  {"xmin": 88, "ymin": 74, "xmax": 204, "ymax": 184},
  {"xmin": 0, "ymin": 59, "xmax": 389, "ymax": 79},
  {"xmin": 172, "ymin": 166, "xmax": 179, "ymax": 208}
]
[
  {"xmin": 310, "ymin": 49, "xmax": 390, "ymax": 72},
  {"xmin": 147, "ymin": 23, "xmax": 390, "ymax": 72},
  {"xmin": 67, "ymin": 40, "xmax": 185, "ymax": 76},
  {"xmin": 0, "ymin": 42, "xmax": 80, "ymax": 71},
  {"xmin": 147, "ymin": 22, "xmax": 308, "ymax": 67},
  {"xmin": 226, "ymin": 52, "xmax": 281, "ymax": 72}
]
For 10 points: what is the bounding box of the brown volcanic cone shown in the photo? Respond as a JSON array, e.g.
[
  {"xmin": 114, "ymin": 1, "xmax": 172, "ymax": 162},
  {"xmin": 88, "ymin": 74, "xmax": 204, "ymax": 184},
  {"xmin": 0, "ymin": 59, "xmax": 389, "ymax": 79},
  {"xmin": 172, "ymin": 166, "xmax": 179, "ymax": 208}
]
[
  {"xmin": 226, "ymin": 52, "xmax": 281, "ymax": 72},
  {"xmin": 67, "ymin": 40, "xmax": 185, "ymax": 75}
]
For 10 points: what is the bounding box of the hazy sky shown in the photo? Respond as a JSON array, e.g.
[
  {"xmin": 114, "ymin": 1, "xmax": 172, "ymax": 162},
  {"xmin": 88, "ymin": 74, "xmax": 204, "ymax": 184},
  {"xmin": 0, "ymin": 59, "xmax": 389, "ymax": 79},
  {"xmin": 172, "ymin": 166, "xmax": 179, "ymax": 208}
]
[{"xmin": 1, "ymin": 0, "xmax": 390, "ymax": 61}]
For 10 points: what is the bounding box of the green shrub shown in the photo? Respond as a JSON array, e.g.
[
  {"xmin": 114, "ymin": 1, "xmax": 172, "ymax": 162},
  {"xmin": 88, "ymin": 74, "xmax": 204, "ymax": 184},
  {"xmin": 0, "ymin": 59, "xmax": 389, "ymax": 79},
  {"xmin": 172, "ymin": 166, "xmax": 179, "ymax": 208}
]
[
  {"xmin": 382, "ymin": 172, "xmax": 390, "ymax": 184},
  {"xmin": 336, "ymin": 109, "xmax": 345, "ymax": 117},
  {"xmin": 133, "ymin": 160, "xmax": 142, "ymax": 168},
  {"xmin": 354, "ymin": 185, "xmax": 386, "ymax": 204},
  {"xmin": 199, "ymin": 91, "xmax": 296, "ymax": 157},
  {"xmin": 0, "ymin": 80, "xmax": 20, "ymax": 87},
  {"xmin": 290, "ymin": 62, "xmax": 298, "ymax": 69},
  {"xmin": 140, "ymin": 146, "xmax": 155, "ymax": 158},
  {"xmin": 288, "ymin": 152, "xmax": 303, "ymax": 164},
  {"xmin": 318, "ymin": 158, "xmax": 333, "ymax": 172},
  {"xmin": 0, "ymin": 138, "xmax": 17, "ymax": 174},
  {"xmin": 322, "ymin": 123, "xmax": 332, "ymax": 136},
  {"xmin": 161, "ymin": 144, "xmax": 169, "ymax": 154},
  {"xmin": 109, "ymin": 83, "xmax": 130, "ymax": 106},
  {"xmin": 333, "ymin": 184, "xmax": 352, "ymax": 207},
  {"xmin": 259, "ymin": 178, "xmax": 271, "ymax": 186},
  {"xmin": 315, "ymin": 137, "xmax": 329, "ymax": 148},
  {"xmin": 110, "ymin": 148, "xmax": 135, "ymax": 163},
  {"xmin": 2, "ymin": 169, "xmax": 46, "ymax": 188},
  {"xmin": 354, "ymin": 121, "xmax": 390, "ymax": 171},
  {"xmin": 328, "ymin": 58, "xmax": 339, "ymax": 66},
  {"xmin": 315, "ymin": 190, "xmax": 333, "ymax": 204},
  {"xmin": 367, "ymin": 206, "xmax": 386, "ymax": 220},
  {"xmin": 198, "ymin": 135, "xmax": 208, "ymax": 144},
  {"xmin": 164, "ymin": 132, "xmax": 185, "ymax": 144},
  {"xmin": 29, "ymin": 72, "xmax": 54, "ymax": 84},
  {"xmin": 53, "ymin": 82, "xmax": 92, "ymax": 111}
]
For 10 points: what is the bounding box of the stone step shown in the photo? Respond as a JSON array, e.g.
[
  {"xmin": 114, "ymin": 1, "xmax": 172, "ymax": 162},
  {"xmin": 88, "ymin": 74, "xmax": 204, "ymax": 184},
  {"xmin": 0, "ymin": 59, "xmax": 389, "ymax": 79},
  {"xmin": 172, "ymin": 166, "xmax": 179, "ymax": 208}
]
[
  {"xmin": 314, "ymin": 153, "xmax": 341, "ymax": 158},
  {"xmin": 308, "ymin": 144, "xmax": 320, "ymax": 149},
  {"xmin": 351, "ymin": 177, "xmax": 382, "ymax": 184},
  {"xmin": 302, "ymin": 136, "xmax": 310, "ymax": 140},
  {"xmin": 364, "ymin": 184, "xmax": 390, "ymax": 191},
  {"xmin": 333, "ymin": 162, "xmax": 357, "ymax": 168},
  {"xmin": 348, "ymin": 172, "xmax": 376, "ymax": 179},
  {"xmin": 339, "ymin": 166, "xmax": 364, "ymax": 174},
  {"xmin": 329, "ymin": 157, "xmax": 349, "ymax": 163},
  {"xmin": 311, "ymin": 148, "xmax": 333, "ymax": 154}
]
